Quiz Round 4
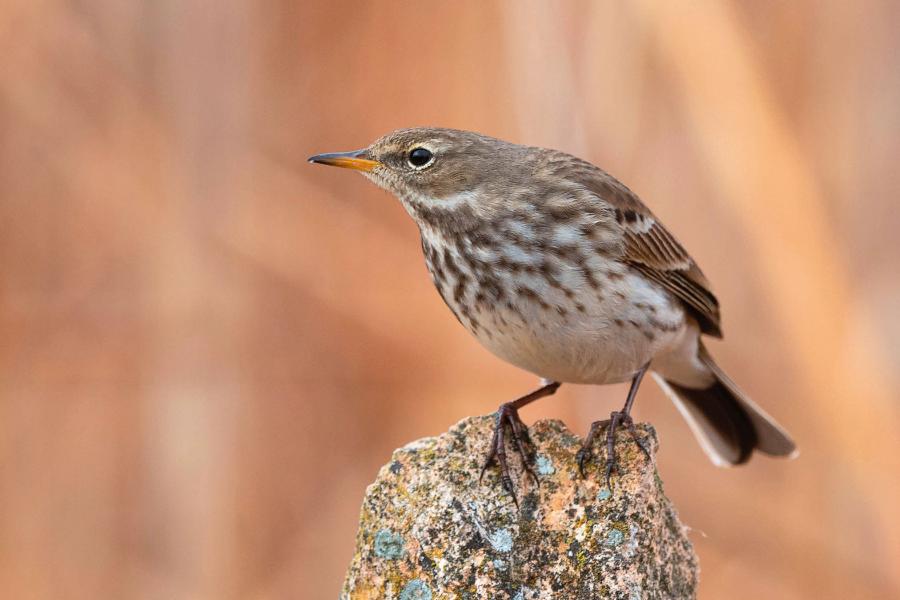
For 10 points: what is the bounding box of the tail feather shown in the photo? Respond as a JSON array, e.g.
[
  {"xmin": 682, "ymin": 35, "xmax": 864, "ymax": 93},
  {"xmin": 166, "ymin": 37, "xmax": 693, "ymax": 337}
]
[{"xmin": 653, "ymin": 343, "xmax": 797, "ymax": 466}]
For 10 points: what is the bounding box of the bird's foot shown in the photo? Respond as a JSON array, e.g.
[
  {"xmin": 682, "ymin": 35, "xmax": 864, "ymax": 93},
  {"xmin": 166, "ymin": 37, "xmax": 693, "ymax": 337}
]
[
  {"xmin": 576, "ymin": 411, "xmax": 651, "ymax": 488},
  {"xmin": 479, "ymin": 402, "xmax": 538, "ymax": 507}
]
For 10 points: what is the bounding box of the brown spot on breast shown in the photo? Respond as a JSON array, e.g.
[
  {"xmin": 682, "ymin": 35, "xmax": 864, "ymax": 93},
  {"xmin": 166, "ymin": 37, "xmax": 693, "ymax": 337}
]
[
  {"xmin": 482, "ymin": 276, "xmax": 506, "ymax": 303},
  {"xmin": 466, "ymin": 230, "xmax": 496, "ymax": 249},
  {"xmin": 500, "ymin": 228, "xmax": 525, "ymax": 245},
  {"xmin": 430, "ymin": 260, "xmax": 445, "ymax": 284},
  {"xmin": 582, "ymin": 267, "xmax": 601, "ymax": 290},
  {"xmin": 443, "ymin": 248, "xmax": 461, "ymax": 276},
  {"xmin": 453, "ymin": 274, "xmax": 469, "ymax": 304},
  {"xmin": 593, "ymin": 243, "xmax": 613, "ymax": 256},
  {"xmin": 516, "ymin": 286, "xmax": 551, "ymax": 310},
  {"xmin": 458, "ymin": 302, "xmax": 480, "ymax": 331},
  {"xmin": 649, "ymin": 316, "xmax": 681, "ymax": 333},
  {"xmin": 538, "ymin": 261, "xmax": 577, "ymax": 298},
  {"xmin": 457, "ymin": 243, "xmax": 491, "ymax": 277},
  {"xmin": 551, "ymin": 245, "xmax": 580, "ymax": 261},
  {"xmin": 633, "ymin": 301, "xmax": 657, "ymax": 314}
]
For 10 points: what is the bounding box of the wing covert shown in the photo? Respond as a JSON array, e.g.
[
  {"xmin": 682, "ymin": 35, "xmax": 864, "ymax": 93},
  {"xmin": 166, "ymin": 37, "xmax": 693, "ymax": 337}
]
[{"xmin": 613, "ymin": 205, "xmax": 722, "ymax": 337}]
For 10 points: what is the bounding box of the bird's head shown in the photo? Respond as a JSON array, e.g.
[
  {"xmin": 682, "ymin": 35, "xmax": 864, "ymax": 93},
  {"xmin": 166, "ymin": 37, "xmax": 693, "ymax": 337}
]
[{"xmin": 309, "ymin": 128, "xmax": 537, "ymax": 232}]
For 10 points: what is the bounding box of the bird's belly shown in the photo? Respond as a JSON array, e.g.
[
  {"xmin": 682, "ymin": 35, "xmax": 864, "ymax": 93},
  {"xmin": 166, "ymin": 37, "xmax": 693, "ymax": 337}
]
[
  {"xmin": 468, "ymin": 272, "xmax": 687, "ymax": 384},
  {"xmin": 421, "ymin": 233, "xmax": 688, "ymax": 385}
]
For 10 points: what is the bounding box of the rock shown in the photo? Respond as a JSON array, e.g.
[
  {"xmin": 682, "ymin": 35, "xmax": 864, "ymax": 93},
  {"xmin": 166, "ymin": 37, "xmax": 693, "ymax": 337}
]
[{"xmin": 341, "ymin": 415, "xmax": 698, "ymax": 599}]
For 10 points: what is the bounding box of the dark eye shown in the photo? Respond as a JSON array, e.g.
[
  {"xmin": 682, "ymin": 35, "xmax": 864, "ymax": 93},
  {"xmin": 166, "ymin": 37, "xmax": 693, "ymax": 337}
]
[{"xmin": 408, "ymin": 147, "xmax": 433, "ymax": 168}]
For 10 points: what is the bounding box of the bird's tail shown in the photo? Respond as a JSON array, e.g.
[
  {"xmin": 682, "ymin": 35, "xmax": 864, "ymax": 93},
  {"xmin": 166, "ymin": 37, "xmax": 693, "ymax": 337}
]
[{"xmin": 652, "ymin": 342, "xmax": 797, "ymax": 466}]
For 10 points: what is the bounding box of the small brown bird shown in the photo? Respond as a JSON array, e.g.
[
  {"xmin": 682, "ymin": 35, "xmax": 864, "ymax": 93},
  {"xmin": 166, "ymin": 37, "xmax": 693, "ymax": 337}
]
[{"xmin": 309, "ymin": 128, "xmax": 796, "ymax": 499}]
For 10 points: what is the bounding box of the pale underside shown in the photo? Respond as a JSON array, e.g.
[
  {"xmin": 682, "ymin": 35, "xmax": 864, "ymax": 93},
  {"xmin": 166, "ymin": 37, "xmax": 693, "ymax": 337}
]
[
  {"xmin": 468, "ymin": 266, "xmax": 707, "ymax": 386},
  {"xmin": 417, "ymin": 213, "xmax": 715, "ymax": 389}
]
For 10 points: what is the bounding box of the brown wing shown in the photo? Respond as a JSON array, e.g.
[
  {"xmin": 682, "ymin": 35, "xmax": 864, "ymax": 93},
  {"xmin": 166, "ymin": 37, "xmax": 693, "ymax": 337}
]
[{"xmin": 586, "ymin": 172, "xmax": 723, "ymax": 337}]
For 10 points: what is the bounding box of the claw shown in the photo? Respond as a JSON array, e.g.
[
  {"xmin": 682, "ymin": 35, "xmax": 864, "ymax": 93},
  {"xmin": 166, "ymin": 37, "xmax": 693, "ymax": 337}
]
[
  {"xmin": 576, "ymin": 418, "xmax": 609, "ymax": 479},
  {"xmin": 478, "ymin": 381, "xmax": 560, "ymax": 505},
  {"xmin": 509, "ymin": 416, "xmax": 538, "ymax": 484},
  {"xmin": 603, "ymin": 457, "xmax": 615, "ymax": 490},
  {"xmin": 575, "ymin": 447, "xmax": 591, "ymax": 479},
  {"xmin": 578, "ymin": 363, "xmax": 651, "ymax": 486},
  {"xmin": 480, "ymin": 402, "xmax": 537, "ymax": 505},
  {"xmin": 479, "ymin": 415, "xmax": 502, "ymax": 483},
  {"xmin": 625, "ymin": 419, "xmax": 651, "ymax": 460},
  {"xmin": 579, "ymin": 412, "xmax": 649, "ymax": 487}
]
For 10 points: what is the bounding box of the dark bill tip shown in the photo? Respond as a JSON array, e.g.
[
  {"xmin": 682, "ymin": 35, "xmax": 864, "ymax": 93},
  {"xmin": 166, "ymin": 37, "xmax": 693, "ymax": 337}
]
[{"xmin": 307, "ymin": 149, "xmax": 380, "ymax": 172}]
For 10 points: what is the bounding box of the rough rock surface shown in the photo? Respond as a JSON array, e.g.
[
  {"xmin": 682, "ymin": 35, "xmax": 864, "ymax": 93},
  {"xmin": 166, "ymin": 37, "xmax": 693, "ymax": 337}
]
[{"xmin": 341, "ymin": 415, "xmax": 698, "ymax": 599}]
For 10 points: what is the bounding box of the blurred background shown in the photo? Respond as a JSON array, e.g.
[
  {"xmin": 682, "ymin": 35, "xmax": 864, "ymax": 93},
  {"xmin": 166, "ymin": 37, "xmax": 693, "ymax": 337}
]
[{"xmin": 2, "ymin": 1, "xmax": 899, "ymax": 598}]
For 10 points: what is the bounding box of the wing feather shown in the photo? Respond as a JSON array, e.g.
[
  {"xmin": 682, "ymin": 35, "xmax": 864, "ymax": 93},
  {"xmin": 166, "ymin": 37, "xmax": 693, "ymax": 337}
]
[
  {"xmin": 581, "ymin": 170, "xmax": 723, "ymax": 337},
  {"xmin": 540, "ymin": 153, "xmax": 722, "ymax": 336}
]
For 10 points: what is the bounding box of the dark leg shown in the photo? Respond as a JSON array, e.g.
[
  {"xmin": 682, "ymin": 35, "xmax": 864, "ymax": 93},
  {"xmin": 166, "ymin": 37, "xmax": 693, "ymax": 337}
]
[
  {"xmin": 576, "ymin": 363, "xmax": 651, "ymax": 487},
  {"xmin": 480, "ymin": 380, "xmax": 561, "ymax": 506}
]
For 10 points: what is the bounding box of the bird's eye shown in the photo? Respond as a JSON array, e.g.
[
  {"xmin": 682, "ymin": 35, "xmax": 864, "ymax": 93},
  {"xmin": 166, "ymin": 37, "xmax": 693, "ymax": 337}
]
[{"xmin": 408, "ymin": 147, "xmax": 434, "ymax": 168}]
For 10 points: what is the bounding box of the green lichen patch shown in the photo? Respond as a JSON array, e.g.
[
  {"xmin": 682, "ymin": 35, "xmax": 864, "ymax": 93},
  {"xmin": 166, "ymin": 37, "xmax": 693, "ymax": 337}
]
[
  {"xmin": 374, "ymin": 529, "xmax": 406, "ymax": 560},
  {"xmin": 399, "ymin": 579, "xmax": 432, "ymax": 600}
]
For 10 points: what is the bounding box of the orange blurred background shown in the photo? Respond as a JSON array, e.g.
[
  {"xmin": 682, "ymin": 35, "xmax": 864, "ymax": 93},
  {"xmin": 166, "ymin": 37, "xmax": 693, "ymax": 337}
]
[{"xmin": 2, "ymin": 1, "xmax": 899, "ymax": 598}]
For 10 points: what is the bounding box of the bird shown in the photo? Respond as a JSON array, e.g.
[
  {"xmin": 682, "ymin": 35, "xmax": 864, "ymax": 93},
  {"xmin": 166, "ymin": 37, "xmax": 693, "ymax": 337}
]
[{"xmin": 309, "ymin": 127, "xmax": 797, "ymax": 501}]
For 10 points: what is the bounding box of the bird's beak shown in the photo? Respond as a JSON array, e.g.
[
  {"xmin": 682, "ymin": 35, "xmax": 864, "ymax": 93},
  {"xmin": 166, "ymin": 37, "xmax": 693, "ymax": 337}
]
[{"xmin": 307, "ymin": 149, "xmax": 381, "ymax": 172}]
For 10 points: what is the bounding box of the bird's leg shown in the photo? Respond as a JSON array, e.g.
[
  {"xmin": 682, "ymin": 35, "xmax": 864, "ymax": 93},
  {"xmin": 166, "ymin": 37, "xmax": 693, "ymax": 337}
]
[
  {"xmin": 576, "ymin": 363, "xmax": 652, "ymax": 487},
  {"xmin": 480, "ymin": 380, "xmax": 561, "ymax": 506}
]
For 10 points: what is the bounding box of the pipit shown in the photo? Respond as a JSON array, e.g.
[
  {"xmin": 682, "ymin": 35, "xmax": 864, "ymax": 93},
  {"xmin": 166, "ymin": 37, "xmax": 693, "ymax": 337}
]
[{"xmin": 310, "ymin": 128, "xmax": 796, "ymax": 502}]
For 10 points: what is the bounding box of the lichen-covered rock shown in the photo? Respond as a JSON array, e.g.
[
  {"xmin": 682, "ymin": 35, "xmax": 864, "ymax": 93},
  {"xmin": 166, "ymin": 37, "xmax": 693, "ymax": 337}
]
[{"xmin": 341, "ymin": 415, "xmax": 698, "ymax": 599}]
